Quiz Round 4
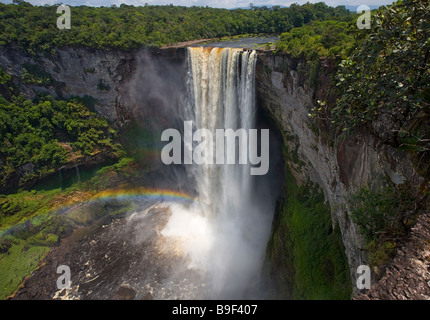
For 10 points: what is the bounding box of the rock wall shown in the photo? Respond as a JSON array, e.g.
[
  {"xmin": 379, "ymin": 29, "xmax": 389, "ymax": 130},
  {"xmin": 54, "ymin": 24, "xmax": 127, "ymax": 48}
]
[
  {"xmin": 255, "ymin": 52, "xmax": 423, "ymax": 287},
  {"xmin": 0, "ymin": 45, "xmax": 187, "ymax": 192},
  {"xmin": 0, "ymin": 45, "xmax": 186, "ymax": 127},
  {"xmin": 0, "ymin": 45, "xmax": 137, "ymax": 124},
  {"xmin": 354, "ymin": 212, "xmax": 430, "ymax": 300}
]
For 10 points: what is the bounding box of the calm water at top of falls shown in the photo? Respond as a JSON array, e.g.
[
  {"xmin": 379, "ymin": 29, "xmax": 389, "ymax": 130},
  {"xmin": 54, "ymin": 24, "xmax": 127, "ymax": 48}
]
[{"xmin": 190, "ymin": 35, "xmax": 279, "ymax": 49}]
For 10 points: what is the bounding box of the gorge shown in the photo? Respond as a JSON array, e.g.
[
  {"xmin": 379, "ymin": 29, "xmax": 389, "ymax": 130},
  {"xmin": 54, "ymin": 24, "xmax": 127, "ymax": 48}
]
[{"xmin": 0, "ymin": 38, "xmax": 428, "ymax": 300}]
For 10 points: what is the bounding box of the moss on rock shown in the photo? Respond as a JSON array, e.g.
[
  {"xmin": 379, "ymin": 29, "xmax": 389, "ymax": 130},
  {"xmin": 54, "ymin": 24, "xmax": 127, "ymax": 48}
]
[{"xmin": 265, "ymin": 157, "xmax": 351, "ymax": 299}]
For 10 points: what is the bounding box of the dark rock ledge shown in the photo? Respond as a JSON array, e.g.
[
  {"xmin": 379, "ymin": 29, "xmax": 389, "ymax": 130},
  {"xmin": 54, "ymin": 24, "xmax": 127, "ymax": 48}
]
[{"xmin": 355, "ymin": 213, "xmax": 430, "ymax": 300}]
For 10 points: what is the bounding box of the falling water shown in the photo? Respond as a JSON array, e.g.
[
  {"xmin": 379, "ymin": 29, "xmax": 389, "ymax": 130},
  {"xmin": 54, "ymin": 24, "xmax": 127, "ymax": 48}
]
[
  {"xmin": 59, "ymin": 167, "xmax": 63, "ymax": 189},
  {"xmin": 161, "ymin": 47, "xmax": 272, "ymax": 299},
  {"xmin": 187, "ymin": 47, "xmax": 257, "ymax": 219},
  {"xmin": 183, "ymin": 47, "xmax": 267, "ymax": 297},
  {"xmin": 75, "ymin": 164, "xmax": 81, "ymax": 183},
  {"xmin": 18, "ymin": 47, "xmax": 277, "ymax": 301}
]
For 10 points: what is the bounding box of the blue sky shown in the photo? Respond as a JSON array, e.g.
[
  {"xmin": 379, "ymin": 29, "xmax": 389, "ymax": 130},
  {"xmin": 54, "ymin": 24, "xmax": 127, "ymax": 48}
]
[{"xmin": 0, "ymin": 0, "xmax": 395, "ymax": 9}]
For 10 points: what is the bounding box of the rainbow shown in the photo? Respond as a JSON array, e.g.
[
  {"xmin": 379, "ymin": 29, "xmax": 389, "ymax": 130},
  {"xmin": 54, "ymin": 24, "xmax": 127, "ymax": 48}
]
[
  {"xmin": 90, "ymin": 187, "xmax": 196, "ymax": 204},
  {"xmin": 0, "ymin": 188, "xmax": 196, "ymax": 236}
]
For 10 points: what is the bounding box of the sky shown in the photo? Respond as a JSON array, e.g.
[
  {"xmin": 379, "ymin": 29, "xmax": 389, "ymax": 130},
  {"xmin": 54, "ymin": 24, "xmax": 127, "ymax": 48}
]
[{"xmin": 0, "ymin": 0, "xmax": 395, "ymax": 9}]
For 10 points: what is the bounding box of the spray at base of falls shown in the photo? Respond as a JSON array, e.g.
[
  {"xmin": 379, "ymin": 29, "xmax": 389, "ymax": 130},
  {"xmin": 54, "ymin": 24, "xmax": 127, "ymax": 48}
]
[{"xmin": 161, "ymin": 47, "xmax": 274, "ymax": 299}]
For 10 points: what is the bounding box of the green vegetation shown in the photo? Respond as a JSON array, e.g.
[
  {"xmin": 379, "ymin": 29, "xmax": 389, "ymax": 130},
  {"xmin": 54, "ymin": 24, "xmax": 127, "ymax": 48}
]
[
  {"xmin": 1, "ymin": 0, "xmax": 428, "ymax": 301},
  {"xmin": 0, "ymin": 195, "xmax": 135, "ymax": 299},
  {"xmin": 349, "ymin": 184, "xmax": 413, "ymax": 242},
  {"xmin": 332, "ymin": 0, "xmax": 430, "ymax": 178},
  {"xmin": 266, "ymin": 151, "xmax": 351, "ymax": 299},
  {"xmin": 0, "ymin": 157, "xmax": 144, "ymax": 299},
  {"xmin": 275, "ymin": 18, "xmax": 357, "ymax": 87},
  {"xmin": 0, "ymin": 2, "xmax": 351, "ymax": 53},
  {"xmin": 0, "ymin": 157, "xmax": 141, "ymax": 230},
  {"xmin": 289, "ymin": 1, "xmax": 429, "ymax": 272},
  {"xmin": 20, "ymin": 63, "xmax": 53, "ymax": 86},
  {"xmin": 0, "ymin": 239, "xmax": 50, "ymax": 299},
  {"xmin": 270, "ymin": 0, "xmax": 429, "ymax": 296},
  {"xmin": 0, "ymin": 10, "xmax": 164, "ymax": 296},
  {"xmin": 276, "ymin": 18, "xmax": 357, "ymax": 60},
  {"xmin": 0, "ymin": 187, "xmax": 73, "ymax": 299},
  {"xmin": 1, "ymin": 189, "xmax": 65, "ymax": 228},
  {"xmin": 298, "ymin": 1, "xmax": 428, "ymax": 274},
  {"xmin": 328, "ymin": 1, "xmax": 429, "ymax": 270},
  {"xmin": 0, "ymin": 67, "xmax": 14, "ymax": 100},
  {"xmin": 0, "ymin": 67, "xmax": 11, "ymax": 86},
  {"xmin": 0, "ymin": 82, "xmax": 123, "ymax": 190},
  {"xmin": 348, "ymin": 181, "xmax": 426, "ymax": 268}
]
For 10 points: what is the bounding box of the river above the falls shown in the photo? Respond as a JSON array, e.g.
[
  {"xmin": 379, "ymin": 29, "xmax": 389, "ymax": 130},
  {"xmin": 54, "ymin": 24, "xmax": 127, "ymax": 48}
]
[{"xmin": 189, "ymin": 34, "xmax": 279, "ymax": 49}]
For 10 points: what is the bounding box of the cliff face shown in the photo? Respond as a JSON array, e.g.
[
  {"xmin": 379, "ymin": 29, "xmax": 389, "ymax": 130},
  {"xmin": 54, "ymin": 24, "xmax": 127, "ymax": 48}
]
[
  {"xmin": 255, "ymin": 52, "xmax": 424, "ymax": 291},
  {"xmin": 0, "ymin": 45, "xmax": 137, "ymax": 124},
  {"xmin": 0, "ymin": 45, "xmax": 186, "ymax": 126},
  {"xmin": 0, "ymin": 46, "xmax": 187, "ymax": 190}
]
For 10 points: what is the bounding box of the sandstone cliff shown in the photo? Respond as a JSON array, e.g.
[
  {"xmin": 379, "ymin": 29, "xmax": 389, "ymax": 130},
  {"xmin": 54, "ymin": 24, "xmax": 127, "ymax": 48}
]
[{"xmin": 256, "ymin": 51, "xmax": 428, "ymax": 297}]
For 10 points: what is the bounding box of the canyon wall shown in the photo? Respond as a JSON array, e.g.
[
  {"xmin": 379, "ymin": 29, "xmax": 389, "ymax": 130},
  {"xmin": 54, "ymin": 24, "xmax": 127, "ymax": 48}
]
[
  {"xmin": 0, "ymin": 45, "xmax": 187, "ymax": 190},
  {"xmin": 256, "ymin": 52, "xmax": 423, "ymax": 294},
  {"xmin": 0, "ymin": 45, "xmax": 186, "ymax": 126},
  {"xmin": 0, "ymin": 45, "xmax": 135, "ymax": 124}
]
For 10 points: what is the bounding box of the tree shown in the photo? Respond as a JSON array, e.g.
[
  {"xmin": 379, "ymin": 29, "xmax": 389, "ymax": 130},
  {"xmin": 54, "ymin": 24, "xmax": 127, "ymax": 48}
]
[
  {"xmin": 332, "ymin": 0, "xmax": 430, "ymax": 178},
  {"xmin": 0, "ymin": 3, "xmax": 352, "ymax": 52}
]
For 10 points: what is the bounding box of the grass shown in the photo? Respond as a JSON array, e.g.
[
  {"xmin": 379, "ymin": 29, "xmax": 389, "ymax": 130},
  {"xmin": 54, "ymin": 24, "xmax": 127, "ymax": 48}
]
[
  {"xmin": 0, "ymin": 156, "xmax": 143, "ymax": 232},
  {"xmin": 0, "ymin": 189, "xmax": 65, "ymax": 229},
  {"xmin": 0, "ymin": 186, "xmax": 84, "ymax": 299},
  {"xmin": 266, "ymin": 156, "xmax": 351, "ymax": 299},
  {"xmin": 0, "ymin": 239, "xmax": 50, "ymax": 299}
]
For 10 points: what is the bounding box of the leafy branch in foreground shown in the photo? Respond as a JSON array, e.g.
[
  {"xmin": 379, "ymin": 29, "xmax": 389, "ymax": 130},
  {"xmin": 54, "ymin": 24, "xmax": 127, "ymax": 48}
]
[{"xmin": 331, "ymin": 0, "xmax": 430, "ymax": 178}]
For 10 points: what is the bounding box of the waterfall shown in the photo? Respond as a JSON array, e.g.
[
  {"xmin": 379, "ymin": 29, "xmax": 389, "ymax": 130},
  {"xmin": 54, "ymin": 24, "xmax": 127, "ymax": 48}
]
[
  {"xmin": 75, "ymin": 164, "xmax": 81, "ymax": 183},
  {"xmin": 183, "ymin": 47, "xmax": 264, "ymax": 297},
  {"xmin": 59, "ymin": 167, "xmax": 63, "ymax": 189},
  {"xmin": 186, "ymin": 47, "xmax": 257, "ymax": 220},
  {"xmin": 162, "ymin": 47, "xmax": 272, "ymax": 299}
]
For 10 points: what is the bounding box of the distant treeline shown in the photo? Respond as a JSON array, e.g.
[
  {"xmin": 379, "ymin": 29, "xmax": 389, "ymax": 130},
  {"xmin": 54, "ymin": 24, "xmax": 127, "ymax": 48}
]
[{"xmin": 0, "ymin": 2, "xmax": 352, "ymax": 53}]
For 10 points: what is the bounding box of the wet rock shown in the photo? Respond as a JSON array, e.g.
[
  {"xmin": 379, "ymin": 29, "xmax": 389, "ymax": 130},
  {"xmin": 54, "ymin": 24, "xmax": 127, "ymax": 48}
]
[
  {"xmin": 113, "ymin": 284, "xmax": 136, "ymax": 300},
  {"xmin": 142, "ymin": 292, "xmax": 153, "ymax": 300},
  {"xmin": 12, "ymin": 204, "xmax": 206, "ymax": 300}
]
